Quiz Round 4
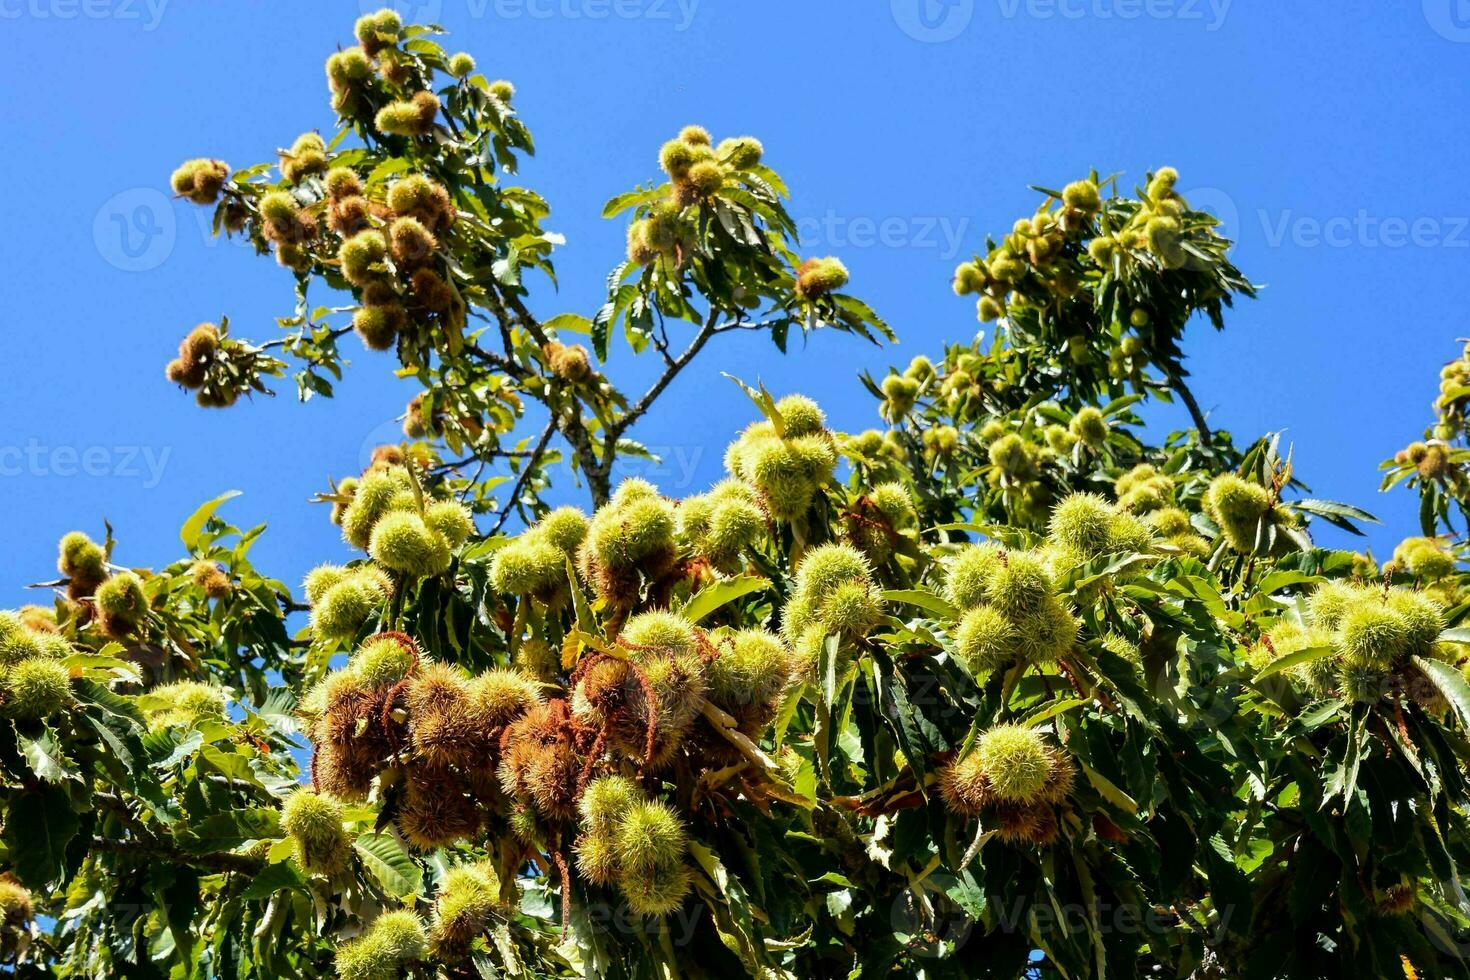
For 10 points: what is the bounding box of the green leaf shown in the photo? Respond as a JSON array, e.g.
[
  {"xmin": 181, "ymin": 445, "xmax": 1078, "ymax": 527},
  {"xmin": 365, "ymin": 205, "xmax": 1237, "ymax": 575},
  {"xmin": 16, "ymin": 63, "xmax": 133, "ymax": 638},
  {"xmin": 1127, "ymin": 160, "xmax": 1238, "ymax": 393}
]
[
  {"xmin": 567, "ymin": 558, "xmax": 597, "ymax": 636},
  {"xmin": 146, "ymin": 728, "xmax": 204, "ymax": 770},
  {"xmin": 180, "ymin": 491, "xmax": 242, "ymax": 550},
  {"xmin": 19, "ymin": 730, "xmax": 71, "ymax": 783},
  {"xmin": 1413, "ymin": 655, "xmax": 1470, "ymax": 730},
  {"xmin": 197, "ymin": 745, "xmax": 264, "ymax": 788},
  {"xmin": 880, "ymin": 589, "xmax": 958, "ymax": 620},
  {"xmin": 1018, "ymin": 698, "xmax": 1089, "ymax": 729},
  {"xmin": 63, "ymin": 653, "xmax": 142, "ymax": 684},
  {"xmin": 241, "ymin": 860, "xmax": 307, "ymax": 901},
  {"xmin": 680, "ymin": 576, "xmax": 770, "ymax": 624},
  {"xmin": 1254, "ymin": 570, "xmax": 1322, "ymax": 595},
  {"xmin": 600, "ymin": 185, "xmax": 666, "ymax": 219},
  {"xmin": 721, "ymin": 374, "xmax": 784, "ymax": 437},
  {"xmin": 181, "ymin": 808, "xmax": 281, "ymax": 852},
  {"xmin": 365, "ymin": 157, "xmax": 410, "ymax": 185},
  {"xmin": 354, "ymin": 833, "xmax": 422, "ymax": 899},
  {"xmin": 1253, "ymin": 645, "xmax": 1333, "ymax": 681},
  {"xmin": 4, "ymin": 785, "xmax": 78, "ymax": 888},
  {"xmin": 1079, "ymin": 762, "xmax": 1138, "ymax": 815},
  {"xmin": 541, "ymin": 312, "xmax": 594, "ymax": 337}
]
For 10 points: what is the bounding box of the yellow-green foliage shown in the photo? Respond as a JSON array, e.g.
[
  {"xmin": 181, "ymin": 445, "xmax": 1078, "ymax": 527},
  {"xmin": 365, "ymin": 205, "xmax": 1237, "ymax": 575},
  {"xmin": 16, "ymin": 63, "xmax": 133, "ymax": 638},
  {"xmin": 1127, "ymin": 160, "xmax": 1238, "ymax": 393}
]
[
  {"xmin": 945, "ymin": 546, "xmax": 1077, "ymax": 676},
  {"xmin": 973, "ymin": 725, "xmax": 1053, "ymax": 803},
  {"xmin": 335, "ymin": 909, "xmax": 427, "ymax": 980},
  {"xmin": 1115, "ymin": 463, "xmax": 1174, "ymax": 514},
  {"xmin": 142, "ymin": 680, "xmax": 228, "ymax": 730},
  {"xmin": 1281, "ymin": 581, "xmax": 1448, "ymax": 702},
  {"xmin": 95, "ymin": 571, "xmax": 148, "ymax": 638},
  {"xmin": 575, "ymin": 480, "xmax": 676, "ymax": 606},
  {"xmin": 782, "ymin": 545, "xmax": 885, "ymax": 677},
  {"xmin": 282, "ymin": 788, "xmax": 351, "ymax": 876},
  {"xmin": 678, "ymin": 480, "xmax": 767, "ymax": 574},
  {"xmin": 430, "ymin": 861, "xmax": 501, "ymax": 956},
  {"xmin": 1393, "ymin": 537, "xmax": 1455, "ymax": 581},
  {"xmin": 309, "ymin": 566, "xmax": 392, "ymax": 640},
  {"xmin": 724, "ymin": 397, "xmax": 836, "ymax": 522},
  {"xmin": 1069, "ymin": 406, "xmax": 1109, "ymax": 450}
]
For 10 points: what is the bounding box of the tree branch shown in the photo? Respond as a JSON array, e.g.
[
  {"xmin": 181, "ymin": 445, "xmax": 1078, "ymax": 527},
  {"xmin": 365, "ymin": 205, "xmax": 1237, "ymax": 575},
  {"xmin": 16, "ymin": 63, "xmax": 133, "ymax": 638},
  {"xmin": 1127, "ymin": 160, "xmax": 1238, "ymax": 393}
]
[
  {"xmin": 606, "ymin": 309, "xmax": 724, "ymax": 444},
  {"xmin": 1168, "ymin": 370, "xmax": 1213, "ymax": 446},
  {"xmin": 490, "ymin": 421, "xmax": 557, "ymax": 534},
  {"xmin": 92, "ymin": 836, "xmax": 264, "ymax": 876},
  {"xmin": 92, "ymin": 793, "xmax": 264, "ymax": 875},
  {"xmin": 464, "ymin": 340, "xmax": 526, "ymax": 379},
  {"xmin": 431, "ymin": 448, "xmax": 541, "ymax": 475}
]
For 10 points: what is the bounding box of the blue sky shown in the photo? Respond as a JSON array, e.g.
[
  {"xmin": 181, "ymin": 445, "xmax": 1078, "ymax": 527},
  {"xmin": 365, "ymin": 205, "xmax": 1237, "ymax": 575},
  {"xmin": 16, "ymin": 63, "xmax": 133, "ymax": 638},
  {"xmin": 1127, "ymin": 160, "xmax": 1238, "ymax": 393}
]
[{"xmin": 3, "ymin": 0, "xmax": 1468, "ymax": 607}]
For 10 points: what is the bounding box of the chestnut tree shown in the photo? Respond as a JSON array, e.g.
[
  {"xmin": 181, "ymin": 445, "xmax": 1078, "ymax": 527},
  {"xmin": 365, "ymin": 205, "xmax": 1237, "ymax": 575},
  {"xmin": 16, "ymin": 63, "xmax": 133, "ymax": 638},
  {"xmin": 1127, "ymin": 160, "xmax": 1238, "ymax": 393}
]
[{"xmin": 3, "ymin": 10, "xmax": 1470, "ymax": 980}]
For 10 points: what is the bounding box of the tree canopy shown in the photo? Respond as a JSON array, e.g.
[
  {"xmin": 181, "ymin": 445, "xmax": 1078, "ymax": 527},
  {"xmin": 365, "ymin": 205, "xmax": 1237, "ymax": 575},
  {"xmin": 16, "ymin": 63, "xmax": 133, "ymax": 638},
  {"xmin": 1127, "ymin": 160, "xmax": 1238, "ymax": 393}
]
[{"xmin": 5, "ymin": 9, "xmax": 1470, "ymax": 979}]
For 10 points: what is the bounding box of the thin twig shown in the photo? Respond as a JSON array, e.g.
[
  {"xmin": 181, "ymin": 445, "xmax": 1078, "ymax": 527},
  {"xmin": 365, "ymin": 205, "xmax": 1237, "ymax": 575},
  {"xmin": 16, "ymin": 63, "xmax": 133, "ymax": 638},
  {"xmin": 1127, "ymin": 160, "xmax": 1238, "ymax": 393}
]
[
  {"xmin": 1167, "ymin": 368, "xmax": 1213, "ymax": 446},
  {"xmin": 490, "ymin": 421, "xmax": 556, "ymax": 534},
  {"xmin": 699, "ymin": 701, "xmax": 780, "ymax": 776}
]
